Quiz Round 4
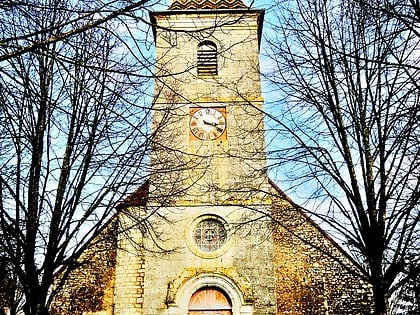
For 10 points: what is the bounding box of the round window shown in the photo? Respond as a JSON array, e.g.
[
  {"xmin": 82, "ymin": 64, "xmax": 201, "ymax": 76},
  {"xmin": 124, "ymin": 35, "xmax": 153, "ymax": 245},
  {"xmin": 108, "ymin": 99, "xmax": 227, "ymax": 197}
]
[{"xmin": 193, "ymin": 218, "xmax": 227, "ymax": 252}]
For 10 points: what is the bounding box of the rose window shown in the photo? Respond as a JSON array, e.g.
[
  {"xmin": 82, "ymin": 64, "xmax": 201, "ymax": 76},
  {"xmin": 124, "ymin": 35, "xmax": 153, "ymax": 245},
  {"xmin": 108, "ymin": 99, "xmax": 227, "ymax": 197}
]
[{"xmin": 194, "ymin": 218, "xmax": 227, "ymax": 252}]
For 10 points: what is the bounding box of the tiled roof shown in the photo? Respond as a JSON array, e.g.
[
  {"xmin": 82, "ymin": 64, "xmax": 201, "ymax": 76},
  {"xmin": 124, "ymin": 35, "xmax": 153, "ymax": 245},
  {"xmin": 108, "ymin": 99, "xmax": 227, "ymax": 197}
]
[
  {"xmin": 169, "ymin": 0, "xmax": 248, "ymax": 10},
  {"xmin": 116, "ymin": 180, "xmax": 149, "ymax": 209}
]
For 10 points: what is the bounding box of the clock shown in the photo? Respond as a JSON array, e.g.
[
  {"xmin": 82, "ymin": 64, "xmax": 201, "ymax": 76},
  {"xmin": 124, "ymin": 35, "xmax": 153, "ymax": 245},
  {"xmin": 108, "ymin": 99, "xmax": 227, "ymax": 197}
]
[{"xmin": 189, "ymin": 107, "xmax": 226, "ymax": 140}]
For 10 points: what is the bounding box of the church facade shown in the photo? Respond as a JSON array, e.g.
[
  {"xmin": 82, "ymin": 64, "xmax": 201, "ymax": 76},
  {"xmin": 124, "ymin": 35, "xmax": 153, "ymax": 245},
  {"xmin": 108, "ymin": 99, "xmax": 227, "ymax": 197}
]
[{"xmin": 51, "ymin": 1, "xmax": 374, "ymax": 314}]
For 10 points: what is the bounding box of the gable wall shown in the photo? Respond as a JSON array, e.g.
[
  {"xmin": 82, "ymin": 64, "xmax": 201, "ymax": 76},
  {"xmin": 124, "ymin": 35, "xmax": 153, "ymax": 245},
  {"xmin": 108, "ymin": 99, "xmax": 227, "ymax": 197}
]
[
  {"xmin": 50, "ymin": 220, "xmax": 118, "ymax": 315},
  {"xmin": 272, "ymin": 200, "xmax": 374, "ymax": 314}
]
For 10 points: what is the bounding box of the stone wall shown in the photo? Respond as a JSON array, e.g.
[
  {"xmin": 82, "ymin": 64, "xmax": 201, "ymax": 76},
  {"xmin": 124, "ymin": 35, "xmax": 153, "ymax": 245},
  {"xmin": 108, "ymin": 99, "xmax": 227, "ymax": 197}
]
[
  {"xmin": 113, "ymin": 209, "xmax": 145, "ymax": 314},
  {"xmin": 271, "ymin": 199, "xmax": 374, "ymax": 314},
  {"xmin": 50, "ymin": 219, "xmax": 118, "ymax": 315},
  {"xmin": 139, "ymin": 204, "xmax": 278, "ymax": 315},
  {"xmin": 49, "ymin": 188, "xmax": 375, "ymax": 315}
]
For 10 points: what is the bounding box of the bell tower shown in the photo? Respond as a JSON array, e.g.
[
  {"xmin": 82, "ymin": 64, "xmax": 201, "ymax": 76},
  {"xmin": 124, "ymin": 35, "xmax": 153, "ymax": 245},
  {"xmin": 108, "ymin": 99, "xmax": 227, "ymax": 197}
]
[
  {"xmin": 137, "ymin": 1, "xmax": 279, "ymax": 315},
  {"xmin": 149, "ymin": 0, "xmax": 269, "ymax": 206}
]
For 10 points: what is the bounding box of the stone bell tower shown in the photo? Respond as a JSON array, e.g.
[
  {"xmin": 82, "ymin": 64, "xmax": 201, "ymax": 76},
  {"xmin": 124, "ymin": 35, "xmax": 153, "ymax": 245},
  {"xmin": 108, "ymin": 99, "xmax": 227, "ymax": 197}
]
[
  {"xmin": 139, "ymin": 0, "xmax": 279, "ymax": 314},
  {"xmin": 149, "ymin": 0, "xmax": 269, "ymax": 206}
]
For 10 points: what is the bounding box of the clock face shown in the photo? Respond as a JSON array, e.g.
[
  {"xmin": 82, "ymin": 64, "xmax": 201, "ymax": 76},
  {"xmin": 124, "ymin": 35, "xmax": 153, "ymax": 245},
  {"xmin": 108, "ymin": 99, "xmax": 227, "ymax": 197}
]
[{"xmin": 189, "ymin": 108, "xmax": 226, "ymax": 140}]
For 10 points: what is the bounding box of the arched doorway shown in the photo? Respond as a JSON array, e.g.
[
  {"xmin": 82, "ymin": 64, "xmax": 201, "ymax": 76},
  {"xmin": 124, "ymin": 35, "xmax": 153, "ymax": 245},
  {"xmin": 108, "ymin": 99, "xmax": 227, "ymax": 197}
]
[{"xmin": 188, "ymin": 287, "xmax": 232, "ymax": 315}]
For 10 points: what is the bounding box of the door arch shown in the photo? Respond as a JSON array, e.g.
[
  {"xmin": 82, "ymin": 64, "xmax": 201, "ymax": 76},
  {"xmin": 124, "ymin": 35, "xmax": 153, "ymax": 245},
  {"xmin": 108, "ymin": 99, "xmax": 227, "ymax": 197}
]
[
  {"xmin": 188, "ymin": 287, "xmax": 232, "ymax": 315},
  {"xmin": 166, "ymin": 273, "xmax": 253, "ymax": 315}
]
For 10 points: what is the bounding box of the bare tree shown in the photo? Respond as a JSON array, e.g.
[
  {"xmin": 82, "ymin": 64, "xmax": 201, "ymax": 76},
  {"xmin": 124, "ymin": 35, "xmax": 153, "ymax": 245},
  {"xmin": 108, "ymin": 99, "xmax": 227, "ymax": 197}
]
[
  {"xmin": 0, "ymin": 241, "xmax": 24, "ymax": 315},
  {"xmin": 263, "ymin": 0, "xmax": 420, "ymax": 314},
  {"xmin": 391, "ymin": 255, "xmax": 420, "ymax": 314},
  {"xmin": 0, "ymin": 1, "xmax": 160, "ymax": 314},
  {"xmin": 350, "ymin": 0, "xmax": 420, "ymax": 38},
  {"xmin": 0, "ymin": 0, "xmax": 154, "ymax": 62}
]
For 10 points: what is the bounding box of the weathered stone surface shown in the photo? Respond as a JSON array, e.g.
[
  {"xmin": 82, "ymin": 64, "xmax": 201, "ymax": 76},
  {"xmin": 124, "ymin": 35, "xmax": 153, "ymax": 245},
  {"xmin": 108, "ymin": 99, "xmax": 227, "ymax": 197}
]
[
  {"xmin": 50, "ymin": 219, "xmax": 118, "ymax": 315},
  {"xmin": 50, "ymin": 190, "xmax": 374, "ymax": 315},
  {"xmin": 271, "ymin": 196, "xmax": 373, "ymax": 314}
]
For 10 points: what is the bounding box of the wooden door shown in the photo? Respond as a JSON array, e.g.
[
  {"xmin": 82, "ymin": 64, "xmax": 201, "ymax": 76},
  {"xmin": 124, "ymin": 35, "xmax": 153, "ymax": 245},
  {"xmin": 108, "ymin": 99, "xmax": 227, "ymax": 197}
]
[{"xmin": 188, "ymin": 287, "xmax": 232, "ymax": 315}]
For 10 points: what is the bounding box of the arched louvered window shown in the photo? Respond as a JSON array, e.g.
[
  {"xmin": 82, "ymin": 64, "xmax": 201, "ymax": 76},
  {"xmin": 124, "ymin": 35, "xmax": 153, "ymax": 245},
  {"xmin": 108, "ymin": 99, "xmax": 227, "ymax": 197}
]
[{"xmin": 197, "ymin": 41, "xmax": 218, "ymax": 76}]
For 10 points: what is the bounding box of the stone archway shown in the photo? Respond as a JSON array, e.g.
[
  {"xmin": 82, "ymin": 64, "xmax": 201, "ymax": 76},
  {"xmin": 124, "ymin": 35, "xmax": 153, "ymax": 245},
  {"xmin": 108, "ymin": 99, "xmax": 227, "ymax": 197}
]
[{"xmin": 166, "ymin": 273, "xmax": 252, "ymax": 315}]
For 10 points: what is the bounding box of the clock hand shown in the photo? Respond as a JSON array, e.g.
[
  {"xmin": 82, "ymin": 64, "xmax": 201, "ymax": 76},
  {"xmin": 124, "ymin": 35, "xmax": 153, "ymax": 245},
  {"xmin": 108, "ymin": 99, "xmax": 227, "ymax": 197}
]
[
  {"xmin": 203, "ymin": 120, "xmax": 224, "ymax": 133},
  {"xmin": 203, "ymin": 120, "xmax": 215, "ymax": 126}
]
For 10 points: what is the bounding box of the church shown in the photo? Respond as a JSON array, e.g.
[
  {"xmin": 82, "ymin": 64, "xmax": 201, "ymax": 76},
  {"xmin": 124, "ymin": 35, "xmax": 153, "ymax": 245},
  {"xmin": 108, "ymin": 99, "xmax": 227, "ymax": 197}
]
[{"xmin": 51, "ymin": 1, "xmax": 374, "ymax": 314}]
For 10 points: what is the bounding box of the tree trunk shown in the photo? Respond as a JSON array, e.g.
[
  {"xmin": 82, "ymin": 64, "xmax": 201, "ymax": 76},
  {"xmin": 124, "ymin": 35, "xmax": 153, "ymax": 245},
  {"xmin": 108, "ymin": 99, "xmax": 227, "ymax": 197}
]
[
  {"xmin": 24, "ymin": 293, "xmax": 49, "ymax": 315},
  {"xmin": 36, "ymin": 306, "xmax": 49, "ymax": 315},
  {"xmin": 372, "ymin": 282, "xmax": 389, "ymax": 315}
]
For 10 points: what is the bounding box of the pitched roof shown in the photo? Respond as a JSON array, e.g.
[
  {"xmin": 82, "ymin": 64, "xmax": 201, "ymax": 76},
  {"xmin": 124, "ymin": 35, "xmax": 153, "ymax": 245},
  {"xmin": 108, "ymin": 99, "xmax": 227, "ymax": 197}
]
[
  {"xmin": 169, "ymin": 0, "xmax": 248, "ymax": 10},
  {"xmin": 116, "ymin": 180, "xmax": 149, "ymax": 209}
]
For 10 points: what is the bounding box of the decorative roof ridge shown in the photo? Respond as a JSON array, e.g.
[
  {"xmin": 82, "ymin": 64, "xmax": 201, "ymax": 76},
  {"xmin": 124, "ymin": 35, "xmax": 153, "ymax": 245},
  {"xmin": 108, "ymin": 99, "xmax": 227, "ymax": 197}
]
[{"xmin": 169, "ymin": 0, "xmax": 248, "ymax": 10}]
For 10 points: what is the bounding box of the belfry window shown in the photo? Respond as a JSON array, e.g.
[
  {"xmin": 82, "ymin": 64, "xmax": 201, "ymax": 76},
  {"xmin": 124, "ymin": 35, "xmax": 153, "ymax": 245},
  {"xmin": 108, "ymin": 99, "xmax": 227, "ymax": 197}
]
[{"xmin": 197, "ymin": 41, "xmax": 218, "ymax": 76}]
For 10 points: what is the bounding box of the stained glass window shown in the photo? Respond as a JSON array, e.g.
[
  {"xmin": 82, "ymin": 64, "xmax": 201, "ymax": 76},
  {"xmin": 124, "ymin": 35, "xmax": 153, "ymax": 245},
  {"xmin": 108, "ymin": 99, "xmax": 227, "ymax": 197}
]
[{"xmin": 194, "ymin": 218, "xmax": 227, "ymax": 252}]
